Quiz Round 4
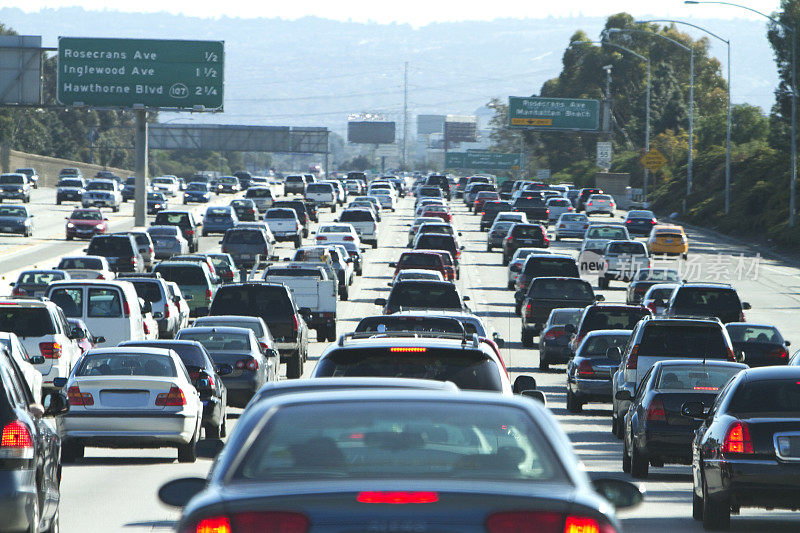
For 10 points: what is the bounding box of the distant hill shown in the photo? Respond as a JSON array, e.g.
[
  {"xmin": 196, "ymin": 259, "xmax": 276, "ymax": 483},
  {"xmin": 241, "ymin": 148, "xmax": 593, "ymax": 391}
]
[{"xmin": 0, "ymin": 8, "xmax": 778, "ymax": 136}]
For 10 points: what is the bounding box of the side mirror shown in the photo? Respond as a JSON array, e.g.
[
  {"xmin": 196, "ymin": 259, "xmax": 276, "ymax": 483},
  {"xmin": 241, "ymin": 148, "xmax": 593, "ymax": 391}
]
[
  {"xmin": 462, "ymin": 295, "xmax": 471, "ymax": 302},
  {"xmin": 157, "ymin": 477, "xmax": 207, "ymax": 508},
  {"xmin": 615, "ymin": 390, "xmax": 633, "ymax": 402},
  {"xmin": 458, "ymin": 232, "xmax": 463, "ymax": 236},
  {"xmin": 218, "ymin": 240, "xmax": 223, "ymax": 244},
  {"xmin": 595, "ymin": 294, "xmax": 605, "ymax": 301},
  {"xmin": 514, "ymin": 290, "xmax": 523, "ymax": 300},
  {"xmin": 492, "ymin": 332, "xmax": 505, "ymax": 348},
  {"xmin": 786, "ymin": 340, "xmax": 791, "ymax": 347},
  {"xmin": 53, "ymin": 377, "xmax": 68, "ymax": 388},
  {"xmin": 43, "ymin": 391, "xmax": 69, "ymax": 416},
  {"xmin": 460, "ymin": 246, "xmax": 465, "ymax": 250},
  {"xmin": 216, "ymin": 364, "xmax": 233, "ymax": 376},
  {"xmin": 29, "ymin": 355, "xmax": 45, "ymax": 365},
  {"xmin": 388, "ymin": 262, "xmax": 397, "ymax": 268},
  {"xmin": 742, "ymin": 302, "xmax": 752, "ymax": 310},
  {"xmin": 374, "ymin": 298, "xmax": 387, "ymax": 307},
  {"xmin": 387, "ymin": 282, "xmax": 393, "ymax": 287},
  {"xmin": 521, "ymin": 389, "xmax": 546, "ymax": 403},
  {"xmin": 591, "ymin": 478, "xmax": 644, "ymax": 510},
  {"xmin": 564, "ymin": 323, "xmax": 576, "ymax": 335},
  {"xmin": 681, "ymin": 401, "xmax": 708, "ymax": 420},
  {"xmin": 8, "ymin": 282, "xmax": 14, "ymax": 287},
  {"xmin": 513, "ymin": 375, "xmax": 538, "ymax": 394}
]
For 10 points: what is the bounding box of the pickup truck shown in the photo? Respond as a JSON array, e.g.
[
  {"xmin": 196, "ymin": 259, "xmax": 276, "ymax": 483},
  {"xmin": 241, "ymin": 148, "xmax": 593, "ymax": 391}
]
[
  {"xmin": 305, "ymin": 182, "xmax": 338, "ymax": 212},
  {"xmin": 262, "ymin": 262, "xmax": 338, "ymax": 342},
  {"xmin": 520, "ymin": 276, "xmax": 603, "ymax": 346},
  {"xmin": 512, "ymin": 195, "xmax": 549, "ymax": 224},
  {"xmin": 599, "ymin": 240, "xmax": 651, "ymax": 289},
  {"xmin": 264, "ymin": 208, "xmax": 303, "ymax": 248}
]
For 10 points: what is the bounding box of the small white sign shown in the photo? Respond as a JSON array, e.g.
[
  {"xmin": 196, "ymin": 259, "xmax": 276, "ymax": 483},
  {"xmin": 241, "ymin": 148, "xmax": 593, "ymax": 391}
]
[{"xmin": 597, "ymin": 141, "xmax": 612, "ymax": 169}]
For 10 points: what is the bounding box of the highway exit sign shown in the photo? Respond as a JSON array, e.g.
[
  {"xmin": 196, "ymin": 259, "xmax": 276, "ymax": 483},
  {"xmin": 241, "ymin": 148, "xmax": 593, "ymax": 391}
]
[
  {"xmin": 445, "ymin": 151, "xmax": 523, "ymax": 171},
  {"xmin": 57, "ymin": 37, "xmax": 224, "ymax": 110},
  {"xmin": 509, "ymin": 96, "xmax": 599, "ymax": 131}
]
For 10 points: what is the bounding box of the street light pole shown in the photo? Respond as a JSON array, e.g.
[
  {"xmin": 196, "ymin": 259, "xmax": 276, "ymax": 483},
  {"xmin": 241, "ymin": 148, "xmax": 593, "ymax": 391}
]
[{"xmin": 685, "ymin": 0, "xmax": 795, "ymax": 225}]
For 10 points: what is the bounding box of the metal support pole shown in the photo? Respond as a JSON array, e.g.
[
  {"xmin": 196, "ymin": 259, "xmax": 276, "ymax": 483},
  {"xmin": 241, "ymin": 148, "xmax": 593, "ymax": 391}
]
[
  {"xmin": 644, "ymin": 59, "xmax": 651, "ymax": 204},
  {"xmin": 402, "ymin": 61, "xmax": 408, "ymax": 170},
  {"xmin": 602, "ymin": 66, "xmax": 612, "ymax": 135},
  {"xmin": 791, "ymin": 29, "xmax": 797, "ymax": 227},
  {"xmin": 725, "ymin": 41, "xmax": 732, "ymax": 214},
  {"xmin": 688, "ymin": 48, "xmax": 695, "ymax": 197},
  {"xmin": 134, "ymin": 109, "xmax": 148, "ymax": 228}
]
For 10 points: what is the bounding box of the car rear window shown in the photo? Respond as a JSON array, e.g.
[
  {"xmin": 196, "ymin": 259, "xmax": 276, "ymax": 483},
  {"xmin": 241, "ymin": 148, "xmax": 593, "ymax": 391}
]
[
  {"xmin": 87, "ymin": 237, "xmax": 133, "ymax": 256},
  {"xmin": 656, "ymin": 365, "xmax": 741, "ymax": 391},
  {"xmin": 266, "ymin": 209, "xmax": 295, "ymax": 219},
  {"xmin": 19, "ymin": 272, "xmax": 65, "ymax": 285},
  {"xmin": 514, "ymin": 198, "xmax": 546, "ymax": 207},
  {"xmin": 389, "ymin": 284, "xmax": 461, "ymax": 309},
  {"xmin": 178, "ymin": 331, "xmax": 250, "ymax": 352},
  {"xmin": 155, "ymin": 213, "xmax": 190, "ymax": 226},
  {"xmin": 0, "ymin": 307, "xmax": 55, "ymax": 337},
  {"xmin": 725, "ymin": 325, "xmax": 782, "ymax": 343},
  {"xmin": 265, "ymin": 268, "xmax": 323, "ymax": 278},
  {"xmin": 59, "ymin": 179, "xmax": 83, "ymax": 188},
  {"xmin": 76, "ymin": 352, "xmax": 176, "ymax": 377},
  {"xmin": 210, "ymin": 285, "xmax": 293, "ymax": 320},
  {"xmin": 729, "ymin": 379, "xmax": 800, "ymax": 415},
  {"xmin": 399, "ymin": 254, "xmax": 442, "ymax": 268},
  {"xmin": 127, "ymin": 281, "xmax": 163, "ymax": 303},
  {"xmin": 154, "ymin": 265, "xmax": 207, "ymax": 285},
  {"xmin": 530, "ymin": 279, "xmax": 593, "ymax": 300},
  {"xmin": 581, "ymin": 307, "xmax": 650, "ymax": 331},
  {"xmin": 206, "ymin": 208, "xmax": 232, "ymax": 217},
  {"xmin": 607, "ymin": 242, "xmax": 647, "ymax": 254},
  {"xmin": 638, "ymin": 323, "xmax": 728, "ymax": 358},
  {"xmin": 673, "ymin": 288, "xmax": 741, "ymax": 311},
  {"xmin": 148, "ymin": 227, "xmax": 179, "ymax": 237},
  {"xmin": 223, "ymin": 230, "xmax": 266, "ymax": 245},
  {"xmin": 339, "ymin": 210, "xmax": 374, "ymax": 222},
  {"xmin": 579, "ymin": 333, "xmax": 630, "ymax": 360},
  {"xmin": 306, "ymin": 184, "xmax": 334, "ymax": 193},
  {"xmin": 512, "ymin": 225, "xmax": 544, "ymax": 238},
  {"xmin": 246, "ymin": 188, "xmax": 272, "ymax": 198},
  {"xmin": 415, "ymin": 235, "xmax": 456, "ymax": 251},
  {"xmin": 524, "ymin": 258, "xmax": 579, "ymax": 277},
  {"xmin": 549, "ymin": 309, "xmax": 582, "ymax": 326},
  {"xmin": 586, "ymin": 227, "xmax": 627, "ymax": 239},
  {"xmin": 233, "ymin": 400, "xmax": 565, "ymax": 483}
]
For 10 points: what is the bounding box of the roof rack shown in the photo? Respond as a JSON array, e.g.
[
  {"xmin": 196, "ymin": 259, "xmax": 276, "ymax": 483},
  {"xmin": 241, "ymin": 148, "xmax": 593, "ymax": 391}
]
[{"xmin": 649, "ymin": 314, "xmax": 721, "ymax": 322}]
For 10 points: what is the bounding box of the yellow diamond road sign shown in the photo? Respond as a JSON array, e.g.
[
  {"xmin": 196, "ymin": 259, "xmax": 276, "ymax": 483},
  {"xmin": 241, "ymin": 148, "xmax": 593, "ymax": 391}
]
[{"xmin": 640, "ymin": 149, "xmax": 667, "ymax": 171}]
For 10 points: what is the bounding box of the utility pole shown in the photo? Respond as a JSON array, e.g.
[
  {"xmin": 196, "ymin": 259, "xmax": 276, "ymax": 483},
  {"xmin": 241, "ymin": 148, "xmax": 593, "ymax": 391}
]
[
  {"xmin": 602, "ymin": 64, "xmax": 613, "ymax": 137},
  {"xmin": 402, "ymin": 61, "xmax": 409, "ymax": 170}
]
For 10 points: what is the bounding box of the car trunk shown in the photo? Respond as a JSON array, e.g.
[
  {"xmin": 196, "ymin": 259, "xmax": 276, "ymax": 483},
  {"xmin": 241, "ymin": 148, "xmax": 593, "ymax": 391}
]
[
  {"xmin": 656, "ymin": 390, "xmax": 719, "ymax": 426},
  {"xmin": 74, "ymin": 376, "xmax": 178, "ymax": 410}
]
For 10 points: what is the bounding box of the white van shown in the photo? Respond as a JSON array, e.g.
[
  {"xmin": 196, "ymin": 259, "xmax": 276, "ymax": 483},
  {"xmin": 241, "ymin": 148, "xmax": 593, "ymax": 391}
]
[{"xmin": 45, "ymin": 280, "xmax": 148, "ymax": 347}]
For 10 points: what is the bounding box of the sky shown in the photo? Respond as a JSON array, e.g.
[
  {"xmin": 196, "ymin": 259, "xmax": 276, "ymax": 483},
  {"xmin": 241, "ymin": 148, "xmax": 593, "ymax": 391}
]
[{"xmin": 3, "ymin": 0, "xmax": 786, "ymax": 26}]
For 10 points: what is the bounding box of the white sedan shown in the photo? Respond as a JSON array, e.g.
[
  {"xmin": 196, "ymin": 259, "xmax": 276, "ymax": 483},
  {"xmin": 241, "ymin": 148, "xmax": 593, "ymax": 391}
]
[
  {"xmin": 314, "ymin": 223, "xmax": 362, "ymax": 247},
  {"xmin": 585, "ymin": 194, "xmax": 616, "ymax": 216},
  {"xmin": 56, "ymin": 347, "xmax": 202, "ymax": 463},
  {"xmin": 369, "ymin": 191, "xmax": 396, "ymax": 211}
]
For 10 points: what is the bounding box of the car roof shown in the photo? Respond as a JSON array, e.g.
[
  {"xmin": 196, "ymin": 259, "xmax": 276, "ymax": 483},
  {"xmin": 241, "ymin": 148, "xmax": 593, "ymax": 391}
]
[
  {"xmin": 653, "ymin": 359, "xmax": 747, "ymax": 369},
  {"xmin": 677, "ymin": 282, "xmax": 735, "ymax": 289},
  {"xmin": 182, "ymin": 326, "xmax": 254, "ymax": 335},
  {"xmin": 86, "ymin": 347, "xmax": 175, "ymax": 356},
  {"xmin": 584, "ymin": 329, "xmax": 633, "ymax": 338},
  {"xmin": 724, "ymin": 322, "xmax": 777, "ymax": 329},
  {"xmin": 740, "ymin": 366, "xmax": 800, "ymax": 381}
]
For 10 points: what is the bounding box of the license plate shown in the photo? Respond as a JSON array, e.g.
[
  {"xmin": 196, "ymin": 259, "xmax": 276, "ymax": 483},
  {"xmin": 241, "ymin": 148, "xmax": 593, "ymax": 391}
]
[
  {"xmin": 2, "ymin": 227, "xmax": 13, "ymax": 232},
  {"xmin": 77, "ymin": 229, "xmax": 92, "ymax": 234},
  {"xmin": 240, "ymin": 254, "xmax": 252, "ymax": 260},
  {"xmin": 665, "ymin": 239, "xmax": 673, "ymax": 243},
  {"xmin": 155, "ymin": 240, "xmax": 168, "ymax": 246}
]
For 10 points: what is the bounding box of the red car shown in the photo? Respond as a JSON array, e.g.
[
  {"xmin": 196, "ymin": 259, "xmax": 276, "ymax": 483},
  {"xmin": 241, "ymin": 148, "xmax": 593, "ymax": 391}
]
[
  {"xmin": 65, "ymin": 208, "xmax": 108, "ymax": 240},
  {"xmin": 421, "ymin": 206, "xmax": 452, "ymax": 223}
]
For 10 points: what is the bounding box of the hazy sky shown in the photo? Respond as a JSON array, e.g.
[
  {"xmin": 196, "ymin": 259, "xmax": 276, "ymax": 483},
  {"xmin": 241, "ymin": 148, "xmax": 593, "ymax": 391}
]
[{"xmin": 5, "ymin": 0, "xmax": 784, "ymax": 26}]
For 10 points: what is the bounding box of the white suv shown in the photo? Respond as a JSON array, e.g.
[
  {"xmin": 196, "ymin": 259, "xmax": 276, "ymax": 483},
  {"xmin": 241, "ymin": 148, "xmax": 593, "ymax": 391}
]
[{"xmin": 0, "ymin": 297, "xmax": 82, "ymax": 391}]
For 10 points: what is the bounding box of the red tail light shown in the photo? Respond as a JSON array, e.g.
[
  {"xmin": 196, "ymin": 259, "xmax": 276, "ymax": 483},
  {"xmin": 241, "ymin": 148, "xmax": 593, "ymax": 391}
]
[
  {"xmin": 149, "ymin": 246, "xmax": 154, "ymax": 254},
  {"xmin": 647, "ymin": 302, "xmax": 657, "ymax": 313},
  {"xmin": 577, "ymin": 359, "xmax": 594, "ymax": 378},
  {"xmin": 11, "ymin": 287, "xmax": 24, "ymax": 296},
  {"xmin": 587, "ymin": 201, "xmax": 593, "ymax": 206},
  {"xmin": 625, "ymin": 220, "xmax": 632, "ymax": 224},
  {"xmin": 344, "ymin": 236, "xmax": 354, "ymax": 241},
  {"xmin": 206, "ymin": 289, "xmax": 212, "ymax": 299},
  {"xmin": 567, "ymin": 206, "xmax": 574, "ymax": 211},
  {"xmin": 259, "ymin": 342, "xmax": 270, "ymax": 352},
  {"xmin": 723, "ymin": 421, "xmax": 754, "ymax": 454},
  {"xmin": 67, "ymin": 385, "xmax": 94, "ymax": 406},
  {"xmin": 143, "ymin": 322, "xmax": 150, "ymax": 335},
  {"xmin": 96, "ymin": 273, "xmax": 106, "ymax": 280},
  {"xmin": 291, "ymin": 314, "xmax": 300, "ymax": 333},
  {"xmin": 189, "ymin": 512, "xmax": 309, "ymax": 533},
  {"xmin": 767, "ymin": 347, "xmax": 789, "ymax": 361},
  {"xmin": 357, "ymin": 491, "xmax": 438, "ymax": 504},
  {"xmin": 543, "ymin": 329, "xmax": 565, "ymax": 341},
  {"xmin": 0, "ymin": 420, "xmax": 33, "ymax": 459},
  {"xmin": 316, "ymin": 235, "xmax": 327, "ymax": 241},
  {"xmin": 727, "ymin": 347, "xmax": 737, "ymax": 362},
  {"xmin": 626, "ymin": 344, "xmax": 639, "ymax": 369},
  {"xmin": 155, "ymin": 386, "xmax": 186, "ymax": 406},
  {"xmin": 486, "ymin": 511, "xmax": 614, "ymax": 533},
  {"xmin": 646, "ymin": 398, "xmax": 666, "ymax": 422},
  {"xmin": 185, "ymin": 229, "xmax": 194, "ymax": 236},
  {"xmin": 164, "ymin": 305, "xmax": 170, "ymax": 319},
  {"xmin": 39, "ymin": 342, "xmax": 62, "ymax": 359},
  {"xmin": 583, "ymin": 224, "xmax": 589, "ymax": 229},
  {"xmin": 559, "ymin": 223, "xmax": 566, "ymax": 228},
  {"xmin": 235, "ymin": 357, "xmax": 259, "ymax": 371},
  {"xmin": 525, "ymin": 301, "xmax": 532, "ymax": 318},
  {"xmin": 123, "ymin": 299, "xmax": 130, "ymax": 317},
  {"xmin": 739, "ymin": 311, "xmax": 746, "ymax": 322},
  {"xmin": 650, "ymin": 218, "xmax": 657, "ymax": 224}
]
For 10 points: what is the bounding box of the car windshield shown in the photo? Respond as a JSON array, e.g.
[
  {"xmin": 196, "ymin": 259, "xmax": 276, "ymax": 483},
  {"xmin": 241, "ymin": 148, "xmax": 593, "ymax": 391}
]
[
  {"xmin": 70, "ymin": 210, "xmax": 103, "ymax": 221},
  {"xmin": 579, "ymin": 334, "xmax": 630, "ymax": 359},
  {"xmin": 59, "ymin": 257, "xmax": 102, "ymax": 270},
  {"xmin": 19, "ymin": 272, "xmax": 65, "ymax": 285},
  {"xmin": 729, "ymin": 380, "xmax": 800, "ymax": 415},
  {"xmin": 87, "ymin": 181, "xmax": 113, "ymax": 190},
  {"xmin": 0, "ymin": 207, "xmax": 26, "ymax": 217},
  {"xmin": 586, "ymin": 227, "xmax": 627, "ymax": 239},
  {"xmin": 0, "ymin": 307, "xmax": 55, "ymax": 337},
  {"xmin": 232, "ymin": 400, "xmax": 565, "ymax": 482},
  {"xmin": 638, "ymin": 323, "xmax": 728, "ymax": 358},
  {"xmin": 76, "ymin": 352, "xmax": 176, "ymax": 377},
  {"xmin": 725, "ymin": 325, "xmax": 782, "ymax": 343},
  {"xmin": 0, "ymin": 174, "xmax": 24, "ymax": 184},
  {"xmin": 147, "ymin": 193, "xmax": 165, "ymax": 201},
  {"xmin": 178, "ymin": 331, "xmax": 250, "ymax": 352},
  {"xmin": 655, "ymin": 365, "xmax": 741, "ymax": 391},
  {"xmin": 187, "ymin": 183, "xmax": 208, "ymax": 191},
  {"xmin": 59, "ymin": 179, "xmax": 83, "ymax": 188}
]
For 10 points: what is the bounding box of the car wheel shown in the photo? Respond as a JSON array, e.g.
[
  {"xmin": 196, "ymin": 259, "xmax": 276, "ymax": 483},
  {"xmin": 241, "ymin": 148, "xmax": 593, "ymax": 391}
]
[
  {"xmin": 294, "ymin": 236, "xmax": 302, "ymax": 249},
  {"xmin": 205, "ymin": 422, "xmax": 220, "ymax": 439},
  {"xmin": 220, "ymin": 415, "xmax": 227, "ymax": 438},
  {"xmin": 693, "ymin": 489, "xmax": 704, "ymax": 521},
  {"xmin": 327, "ymin": 324, "xmax": 337, "ymax": 342},
  {"xmin": 502, "ymin": 255, "xmax": 509, "ymax": 266},
  {"xmin": 61, "ymin": 441, "xmax": 84, "ymax": 463},
  {"xmin": 538, "ymin": 354, "xmax": 549, "ymax": 370},
  {"xmin": 113, "ymin": 205, "xmax": 119, "ymax": 212},
  {"xmin": 177, "ymin": 425, "xmax": 198, "ymax": 463},
  {"xmin": 630, "ymin": 441, "xmax": 649, "ymax": 479},
  {"xmin": 65, "ymin": 234, "xmax": 73, "ymax": 241},
  {"xmin": 683, "ymin": 253, "xmax": 689, "ymax": 260},
  {"xmin": 566, "ymin": 390, "xmax": 582, "ymax": 413},
  {"xmin": 286, "ymin": 352, "xmax": 302, "ymax": 379},
  {"xmin": 622, "ymin": 434, "xmax": 632, "ymax": 473},
  {"xmin": 507, "ymin": 281, "xmax": 514, "ymax": 290},
  {"xmin": 521, "ymin": 329, "xmax": 534, "ymax": 347},
  {"xmin": 56, "ymin": 198, "xmax": 61, "ymax": 205},
  {"xmin": 372, "ymin": 241, "xmax": 378, "ymax": 249},
  {"xmin": 702, "ymin": 479, "xmax": 730, "ymax": 530},
  {"xmin": 598, "ymin": 276, "xmax": 609, "ymax": 290},
  {"xmin": 612, "ymin": 414, "xmax": 619, "ymax": 437},
  {"xmin": 341, "ymin": 286, "xmax": 349, "ymax": 301}
]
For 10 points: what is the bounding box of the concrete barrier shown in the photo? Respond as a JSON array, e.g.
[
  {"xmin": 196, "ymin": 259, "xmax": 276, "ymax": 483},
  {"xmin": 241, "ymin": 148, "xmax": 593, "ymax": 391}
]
[{"xmin": 1, "ymin": 146, "xmax": 132, "ymax": 188}]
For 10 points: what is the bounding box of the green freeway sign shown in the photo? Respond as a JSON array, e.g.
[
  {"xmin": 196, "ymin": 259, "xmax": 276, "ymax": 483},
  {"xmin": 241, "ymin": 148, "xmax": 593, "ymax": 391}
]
[
  {"xmin": 445, "ymin": 151, "xmax": 523, "ymax": 171},
  {"xmin": 508, "ymin": 96, "xmax": 599, "ymax": 131},
  {"xmin": 57, "ymin": 37, "xmax": 224, "ymax": 110}
]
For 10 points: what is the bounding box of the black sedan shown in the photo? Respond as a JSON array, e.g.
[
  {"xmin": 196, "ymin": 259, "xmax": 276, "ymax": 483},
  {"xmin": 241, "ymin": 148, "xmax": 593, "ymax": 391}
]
[
  {"xmin": 625, "ymin": 267, "xmax": 681, "ymax": 305},
  {"xmin": 120, "ymin": 339, "xmax": 229, "ymax": 438},
  {"xmin": 620, "ymin": 359, "xmax": 746, "ymax": 480},
  {"xmin": 687, "ymin": 366, "xmax": 800, "ymax": 529},
  {"xmin": 0, "ymin": 347, "xmax": 67, "ymax": 532},
  {"xmin": 566, "ymin": 330, "xmax": 632, "ymax": 413},
  {"xmin": 725, "ymin": 322, "xmax": 791, "ymax": 367},
  {"xmin": 230, "ymin": 199, "xmax": 258, "ymax": 222},
  {"xmin": 623, "ymin": 210, "xmax": 658, "ymax": 236},
  {"xmin": 159, "ymin": 390, "xmax": 642, "ymax": 532}
]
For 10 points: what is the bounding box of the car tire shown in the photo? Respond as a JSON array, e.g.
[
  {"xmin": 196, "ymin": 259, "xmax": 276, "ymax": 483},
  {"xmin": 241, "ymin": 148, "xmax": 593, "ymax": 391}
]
[
  {"xmin": 566, "ymin": 390, "xmax": 582, "ymax": 413},
  {"xmin": 205, "ymin": 422, "xmax": 220, "ymax": 439},
  {"xmin": 177, "ymin": 425, "xmax": 198, "ymax": 463},
  {"xmin": 521, "ymin": 329, "xmax": 534, "ymax": 347},
  {"xmin": 538, "ymin": 352, "xmax": 549, "ymax": 370},
  {"xmin": 622, "ymin": 435, "xmax": 632, "ymax": 473},
  {"xmin": 487, "ymin": 245, "xmax": 492, "ymax": 252},
  {"xmin": 331, "ymin": 203, "xmax": 337, "ymax": 213},
  {"xmin": 113, "ymin": 205, "xmax": 119, "ymax": 212},
  {"xmin": 56, "ymin": 198, "xmax": 61, "ymax": 205},
  {"xmin": 341, "ymin": 286, "xmax": 349, "ymax": 301},
  {"xmin": 61, "ymin": 441, "xmax": 84, "ymax": 463},
  {"xmin": 65, "ymin": 234, "xmax": 73, "ymax": 241},
  {"xmin": 327, "ymin": 324, "xmax": 337, "ymax": 342},
  {"xmin": 693, "ymin": 490, "xmax": 704, "ymax": 521},
  {"xmin": 220, "ymin": 415, "xmax": 227, "ymax": 438},
  {"xmin": 507, "ymin": 281, "xmax": 514, "ymax": 290},
  {"xmin": 294, "ymin": 236, "xmax": 302, "ymax": 249},
  {"xmin": 630, "ymin": 442, "xmax": 649, "ymax": 479},
  {"xmin": 702, "ymin": 479, "xmax": 730, "ymax": 530},
  {"xmin": 612, "ymin": 414, "xmax": 619, "ymax": 437},
  {"xmin": 372, "ymin": 241, "xmax": 378, "ymax": 249},
  {"xmin": 514, "ymin": 301, "xmax": 521, "ymax": 316},
  {"xmin": 598, "ymin": 276, "xmax": 609, "ymax": 290},
  {"xmin": 502, "ymin": 255, "xmax": 509, "ymax": 266},
  {"xmin": 286, "ymin": 352, "xmax": 302, "ymax": 379}
]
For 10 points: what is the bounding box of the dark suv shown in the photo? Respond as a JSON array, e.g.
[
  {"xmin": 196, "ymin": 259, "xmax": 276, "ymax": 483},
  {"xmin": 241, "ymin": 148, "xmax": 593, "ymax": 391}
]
[
  {"xmin": 666, "ymin": 283, "xmax": 751, "ymax": 324},
  {"xmin": 209, "ymin": 282, "xmax": 309, "ymax": 379},
  {"xmin": 577, "ymin": 188, "xmax": 603, "ymax": 212},
  {"xmin": 374, "ymin": 280, "xmax": 469, "ymax": 315},
  {"xmin": 153, "ymin": 210, "xmax": 201, "ymax": 253},
  {"xmin": 568, "ymin": 304, "xmax": 652, "ymax": 356},
  {"xmin": 480, "ymin": 201, "xmax": 513, "ymax": 231},
  {"xmin": 502, "ymin": 223, "xmax": 549, "ymax": 265},
  {"xmin": 520, "ymin": 277, "xmax": 600, "ymax": 346},
  {"xmin": 514, "ymin": 254, "xmax": 579, "ymax": 314},
  {"xmin": 220, "ymin": 227, "xmax": 275, "ymax": 269},
  {"xmin": 425, "ymin": 174, "xmax": 451, "ymax": 200},
  {"xmin": 85, "ymin": 234, "xmax": 143, "ymax": 273}
]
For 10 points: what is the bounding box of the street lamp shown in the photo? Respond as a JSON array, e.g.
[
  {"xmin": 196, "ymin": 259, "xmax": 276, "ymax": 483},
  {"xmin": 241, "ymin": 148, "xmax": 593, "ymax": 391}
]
[
  {"xmin": 568, "ymin": 40, "xmax": 652, "ymax": 201},
  {"xmin": 638, "ymin": 19, "xmax": 732, "ymax": 214},
  {"xmin": 605, "ymin": 28, "xmax": 695, "ymax": 205},
  {"xmin": 685, "ymin": 0, "xmax": 796, "ymax": 226}
]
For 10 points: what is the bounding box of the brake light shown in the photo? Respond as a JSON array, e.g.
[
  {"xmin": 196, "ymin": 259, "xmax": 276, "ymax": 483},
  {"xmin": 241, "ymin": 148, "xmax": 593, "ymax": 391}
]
[
  {"xmin": 739, "ymin": 311, "xmax": 746, "ymax": 322},
  {"xmin": 235, "ymin": 357, "xmax": 259, "ymax": 371},
  {"xmin": 357, "ymin": 491, "xmax": 438, "ymax": 504},
  {"xmin": 646, "ymin": 398, "xmax": 666, "ymax": 421},
  {"xmin": 486, "ymin": 511, "xmax": 613, "ymax": 533},
  {"xmin": 583, "ymin": 224, "xmax": 589, "ymax": 229},
  {"xmin": 626, "ymin": 344, "xmax": 639, "ymax": 369},
  {"xmin": 11, "ymin": 287, "xmax": 24, "ymax": 296},
  {"xmin": 40, "ymin": 342, "xmax": 62, "ymax": 359},
  {"xmin": 149, "ymin": 246, "xmax": 154, "ymax": 254},
  {"xmin": 344, "ymin": 236, "xmax": 354, "ymax": 241},
  {"xmin": 587, "ymin": 201, "xmax": 593, "ymax": 206},
  {"xmin": 577, "ymin": 359, "xmax": 594, "ymax": 378},
  {"xmin": 96, "ymin": 273, "xmax": 106, "ymax": 280},
  {"xmin": 291, "ymin": 314, "xmax": 300, "ymax": 333},
  {"xmin": 767, "ymin": 347, "xmax": 789, "ymax": 360},
  {"xmin": 567, "ymin": 206, "xmax": 574, "ymax": 211},
  {"xmin": 559, "ymin": 223, "xmax": 566, "ymax": 228},
  {"xmin": 185, "ymin": 229, "xmax": 194, "ymax": 237},
  {"xmin": 647, "ymin": 302, "xmax": 657, "ymax": 313},
  {"xmin": 316, "ymin": 235, "xmax": 327, "ymax": 241},
  {"xmin": 123, "ymin": 299, "xmax": 130, "ymax": 317},
  {"xmin": 190, "ymin": 512, "xmax": 309, "ymax": 533},
  {"xmin": 206, "ymin": 289, "xmax": 212, "ymax": 299},
  {"xmin": 543, "ymin": 329, "xmax": 565, "ymax": 341},
  {"xmin": 155, "ymin": 386, "xmax": 186, "ymax": 406},
  {"xmin": 625, "ymin": 220, "xmax": 632, "ymax": 224},
  {"xmin": 0, "ymin": 421, "xmax": 33, "ymax": 459},
  {"xmin": 143, "ymin": 322, "xmax": 150, "ymax": 335},
  {"xmin": 525, "ymin": 301, "xmax": 532, "ymax": 318},
  {"xmin": 67, "ymin": 385, "xmax": 94, "ymax": 406},
  {"xmin": 390, "ymin": 347, "xmax": 427, "ymax": 352},
  {"xmin": 727, "ymin": 346, "xmax": 737, "ymax": 362},
  {"xmin": 723, "ymin": 421, "xmax": 754, "ymax": 454}
]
